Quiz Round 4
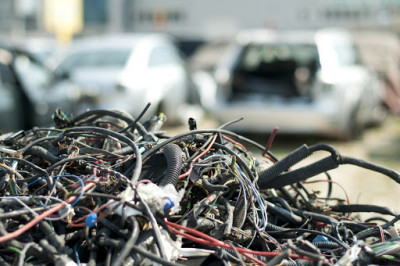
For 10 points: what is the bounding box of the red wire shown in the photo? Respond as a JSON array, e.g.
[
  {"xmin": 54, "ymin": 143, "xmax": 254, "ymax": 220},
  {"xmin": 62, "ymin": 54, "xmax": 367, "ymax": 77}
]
[
  {"xmin": 377, "ymin": 225, "xmax": 385, "ymax": 242},
  {"xmin": 262, "ymin": 126, "xmax": 279, "ymax": 158},
  {"xmin": 179, "ymin": 134, "xmax": 218, "ymax": 179},
  {"xmin": 0, "ymin": 179, "xmax": 97, "ymax": 243},
  {"xmin": 165, "ymin": 220, "xmax": 311, "ymax": 263},
  {"xmin": 222, "ymin": 135, "xmax": 247, "ymax": 151}
]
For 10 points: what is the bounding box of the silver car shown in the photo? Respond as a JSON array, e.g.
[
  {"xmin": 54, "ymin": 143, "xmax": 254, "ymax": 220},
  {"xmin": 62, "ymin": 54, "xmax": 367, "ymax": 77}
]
[
  {"xmin": 53, "ymin": 33, "xmax": 200, "ymax": 124},
  {"xmin": 209, "ymin": 28, "xmax": 387, "ymax": 139}
]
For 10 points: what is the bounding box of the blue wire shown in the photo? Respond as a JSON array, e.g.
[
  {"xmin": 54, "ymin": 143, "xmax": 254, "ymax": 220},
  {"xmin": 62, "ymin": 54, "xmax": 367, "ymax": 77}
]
[
  {"xmin": 236, "ymin": 165, "xmax": 268, "ymax": 231},
  {"xmin": 22, "ymin": 175, "xmax": 85, "ymax": 207},
  {"xmin": 22, "ymin": 176, "xmax": 47, "ymax": 190},
  {"xmin": 52, "ymin": 175, "xmax": 84, "ymax": 207},
  {"xmin": 74, "ymin": 243, "xmax": 81, "ymax": 265}
]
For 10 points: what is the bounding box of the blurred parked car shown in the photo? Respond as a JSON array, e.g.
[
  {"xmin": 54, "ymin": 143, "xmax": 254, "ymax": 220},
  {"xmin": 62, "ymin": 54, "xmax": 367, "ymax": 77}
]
[
  {"xmin": 351, "ymin": 30, "xmax": 400, "ymax": 115},
  {"xmin": 11, "ymin": 35, "xmax": 60, "ymax": 65},
  {"xmin": 0, "ymin": 42, "xmax": 83, "ymax": 133},
  {"xmin": 189, "ymin": 39, "xmax": 230, "ymax": 110},
  {"xmin": 208, "ymin": 28, "xmax": 387, "ymax": 139},
  {"xmin": 52, "ymin": 33, "xmax": 201, "ymax": 124}
]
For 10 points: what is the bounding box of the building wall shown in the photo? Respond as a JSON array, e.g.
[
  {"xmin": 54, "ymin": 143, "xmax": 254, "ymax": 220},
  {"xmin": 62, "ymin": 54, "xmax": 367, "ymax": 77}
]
[
  {"xmin": 128, "ymin": 0, "xmax": 400, "ymax": 40},
  {"xmin": 1, "ymin": 0, "xmax": 400, "ymax": 42}
]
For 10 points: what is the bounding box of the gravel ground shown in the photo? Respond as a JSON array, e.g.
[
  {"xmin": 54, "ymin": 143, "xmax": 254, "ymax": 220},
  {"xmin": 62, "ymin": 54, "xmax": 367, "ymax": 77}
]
[{"xmin": 165, "ymin": 114, "xmax": 400, "ymax": 218}]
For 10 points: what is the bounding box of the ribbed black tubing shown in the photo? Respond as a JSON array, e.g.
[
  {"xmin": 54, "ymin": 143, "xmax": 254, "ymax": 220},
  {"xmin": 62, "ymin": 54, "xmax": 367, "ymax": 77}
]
[{"xmin": 158, "ymin": 144, "xmax": 182, "ymax": 188}]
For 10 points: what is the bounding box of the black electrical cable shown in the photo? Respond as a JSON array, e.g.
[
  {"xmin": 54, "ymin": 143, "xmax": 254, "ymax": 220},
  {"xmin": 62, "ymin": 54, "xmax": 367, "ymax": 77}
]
[
  {"xmin": 355, "ymin": 227, "xmax": 392, "ymax": 241},
  {"xmin": 69, "ymin": 109, "xmax": 136, "ymax": 126},
  {"xmin": 45, "ymin": 155, "xmax": 99, "ymax": 173},
  {"xmin": 24, "ymin": 146, "xmax": 60, "ymax": 164},
  {"xmin": 112, "ymin": 217, "xmax": 140, "ymax": 266},
  {"xmin": 129, "ymin": 245, "xmax": 183, "ymax": 266},
  {"xmin": 340, "ymin": 156, "xmax": 400, "ymax": 185},
  {"xmin": 202, "ymin": 177, "xmax": 229, "ymax": 193},
  {"xmin": 364, "ymin": 217, "xmax": 390, "ymax": 224},
  {"xmin": 287, "ymin": 239, "xmax": 325, "ymax": 261},
  {"xmin": 63, "ymin": 126, "xmax": 142, "ymax": 183},
  {"xmin": 330, "ymin": 204, "xmax": 397, "ymax": 216},
  {"xmin": 68, "ymin": 109, "xmax": 153, "ymax": 141},
  {"xmin": 265, "ymin": 201, "xmax": 303, "ymax": 225},
  {"xmin": 119, "ymin": 102, "xmax": 151, "ymax": 134},
  {"xmin": 265, "ymin": 249, "xmax": 290, "ymax": 266},
  {"xmin": 268, "ymin": 228, "xmax": 349, "ymax": 249},
  {"xmin": 142, "ymin": 128, "xmax": 278, "ymax": 162}
]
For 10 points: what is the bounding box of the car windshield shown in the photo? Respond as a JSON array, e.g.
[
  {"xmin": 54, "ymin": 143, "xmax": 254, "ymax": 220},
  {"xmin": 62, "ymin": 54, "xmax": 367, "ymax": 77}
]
[
  {"xmin": 14, "ymin": 52, "xmax": 54, "ymax": 91},
  {"xmin": 57, "ymin": 48, "xmax": 132, "ymax": 73}
]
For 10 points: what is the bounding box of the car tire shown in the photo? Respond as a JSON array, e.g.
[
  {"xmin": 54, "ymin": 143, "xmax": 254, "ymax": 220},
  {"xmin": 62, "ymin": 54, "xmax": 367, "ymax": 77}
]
[{"xmin": 344, "ymin": 105, "xmax": 364, "ymax": 141}]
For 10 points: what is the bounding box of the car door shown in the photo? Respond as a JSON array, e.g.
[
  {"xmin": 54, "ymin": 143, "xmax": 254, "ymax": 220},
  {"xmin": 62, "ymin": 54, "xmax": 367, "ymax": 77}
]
[
  {"xmin": 0, "ymin": 48, "xmax": 26, "ymax": 132},
  {"xmin": 145, "ymin": 43, "xmax": 188, "ymax": 121},
  {"xmin": 12, "ymin": 51, "xmax": 80, "ymax": 127}
]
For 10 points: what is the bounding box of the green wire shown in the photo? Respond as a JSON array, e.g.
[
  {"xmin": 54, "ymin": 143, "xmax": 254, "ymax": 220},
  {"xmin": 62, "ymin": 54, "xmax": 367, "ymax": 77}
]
[
  {"xmin": 61, "ymin": 110, "xmax": 70, "ymax": 122},
  {"xmin": 193, "ymin": 194, "xmax": 220, "ymax": 230},
  {"xmin": 9, "ymin": 179, "xmax": 15, "ymax": 195},
  {"xmin": 8, "ymin": 246, "xmax": 22, "ymax": 254}
]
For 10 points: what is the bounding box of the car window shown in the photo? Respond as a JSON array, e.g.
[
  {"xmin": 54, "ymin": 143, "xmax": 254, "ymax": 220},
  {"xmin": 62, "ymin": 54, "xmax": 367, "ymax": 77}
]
[
  {"xmin": 331, "ymin": 43, "xmax": 359, "ymax": 66},
  {"xmin": 58, "ymin": 49, "xmax": 132, "ymax": 72},
  {"xmin": 14, "ymin": 53, "xmax": 53, "ymax": 91},
  {"xmin": 239, "ymin": 43, "xmax": 318, "ymax": 72},
  {"xmin": 148, "ymin": 45, "xmax": 180, "ymax": 67}
]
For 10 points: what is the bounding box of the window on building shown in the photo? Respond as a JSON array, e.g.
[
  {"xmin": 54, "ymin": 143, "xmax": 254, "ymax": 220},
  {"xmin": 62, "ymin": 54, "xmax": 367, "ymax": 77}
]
[{"xmin": 84, "ymin": 0, "xmax": 107, "ymax": 25}]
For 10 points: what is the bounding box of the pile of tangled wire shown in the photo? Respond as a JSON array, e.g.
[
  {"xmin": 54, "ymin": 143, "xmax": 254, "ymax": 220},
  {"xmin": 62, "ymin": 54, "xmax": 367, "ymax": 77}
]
[{"xmin": 0, "ymin": 106, "xmax": 400, "ymax": 266}]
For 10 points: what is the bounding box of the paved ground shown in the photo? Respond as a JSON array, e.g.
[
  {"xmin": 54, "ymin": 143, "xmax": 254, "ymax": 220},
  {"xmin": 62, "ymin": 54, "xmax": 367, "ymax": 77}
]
[{"xmin": 165, "ymin": 114, "xmax": 400, "ymax": 218}]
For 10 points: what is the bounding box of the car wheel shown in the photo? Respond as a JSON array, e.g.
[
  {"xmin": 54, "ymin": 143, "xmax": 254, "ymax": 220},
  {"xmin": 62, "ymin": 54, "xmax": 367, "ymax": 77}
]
[{"xmin": 344, "ymin": 105, "xmax": 364, "ymax": 141}]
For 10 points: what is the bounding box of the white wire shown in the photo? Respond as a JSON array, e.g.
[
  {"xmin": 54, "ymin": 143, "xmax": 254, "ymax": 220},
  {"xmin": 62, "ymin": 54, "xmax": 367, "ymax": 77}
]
[{"xmin": 1, "ymin": 195, "xmax": 72, "ymax": 221}]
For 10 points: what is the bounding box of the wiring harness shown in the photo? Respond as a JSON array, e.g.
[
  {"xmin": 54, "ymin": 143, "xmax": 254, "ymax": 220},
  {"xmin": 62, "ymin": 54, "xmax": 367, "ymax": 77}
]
[{"xmin": 0, "ymin": 107, "xmax": 399, "ymax": 265}]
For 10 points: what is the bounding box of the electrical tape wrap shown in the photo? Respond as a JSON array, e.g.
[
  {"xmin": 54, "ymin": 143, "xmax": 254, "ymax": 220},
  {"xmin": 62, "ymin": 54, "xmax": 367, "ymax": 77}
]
[
  {"xmin": 0, "ymin": 108, "xmax": 399, "ymax": 265},
  {"xmin": 262, "ymin": 155, "xmax": 340, "ymax": 189},
  {"xmin": 257, "ymin": 144, "xmax": 311, "ymax": 188}
]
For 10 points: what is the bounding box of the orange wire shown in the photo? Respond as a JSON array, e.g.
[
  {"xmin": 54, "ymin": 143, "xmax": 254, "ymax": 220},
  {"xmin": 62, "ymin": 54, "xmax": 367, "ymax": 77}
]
[{"xmin": 57, "ymin": 142, "xmax": 80, "ymax": 167}]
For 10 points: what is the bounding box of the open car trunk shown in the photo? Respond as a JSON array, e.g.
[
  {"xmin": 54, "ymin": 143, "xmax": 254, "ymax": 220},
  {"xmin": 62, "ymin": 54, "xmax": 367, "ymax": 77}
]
[{"xmin": 229, "ymin": 43, "xmax": 319, "ymax": 101}]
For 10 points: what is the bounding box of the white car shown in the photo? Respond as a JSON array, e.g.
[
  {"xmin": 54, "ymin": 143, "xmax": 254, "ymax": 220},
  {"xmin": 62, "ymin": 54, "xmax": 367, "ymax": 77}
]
[
  {"xmin": 53, "ymin": 33, "xmax": 200, "ymax": 124},
  {"xmin": 209, "ymin": 28, "xmax": 387, "ymax": 139}
]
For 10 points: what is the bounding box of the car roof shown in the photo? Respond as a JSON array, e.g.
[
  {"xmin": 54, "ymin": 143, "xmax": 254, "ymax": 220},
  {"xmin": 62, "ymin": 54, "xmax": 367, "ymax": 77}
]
[
  {"xmin": 235, "ymin": 28, "xmax": 353, "ymax": 45},
  {"xmin": 66, "ymin": 33, "xmax": 175, "ymax": 52}
]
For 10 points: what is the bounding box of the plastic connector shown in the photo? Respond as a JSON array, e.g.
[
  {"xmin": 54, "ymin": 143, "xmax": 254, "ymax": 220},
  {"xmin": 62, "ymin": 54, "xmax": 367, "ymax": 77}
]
[
  {"xmin": 85, "ymin": 213, "xmax": 97, "ymax": 227},
  {"xmin": 312, "ymin": 235, "xmax": 329, "ymax": 243},
  {"xmin": 188, "ymin": 118, "xmax": 197, "ymax": 130},
  {"xmin": 164, "ymin": 197, "xmax": 175, "ymax": 212}
]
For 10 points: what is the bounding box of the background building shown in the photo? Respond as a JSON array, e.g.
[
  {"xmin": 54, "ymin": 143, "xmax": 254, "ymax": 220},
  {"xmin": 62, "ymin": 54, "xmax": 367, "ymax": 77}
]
[{"xmin": 2, "ymin": 0, "xmax": 400, "ymax": 52}]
